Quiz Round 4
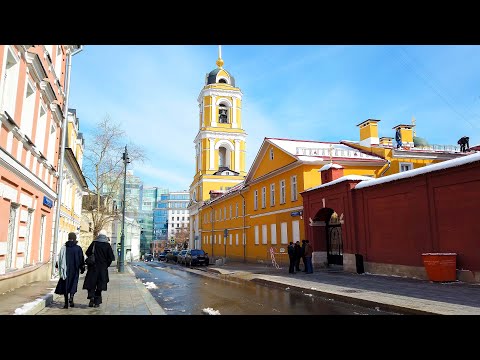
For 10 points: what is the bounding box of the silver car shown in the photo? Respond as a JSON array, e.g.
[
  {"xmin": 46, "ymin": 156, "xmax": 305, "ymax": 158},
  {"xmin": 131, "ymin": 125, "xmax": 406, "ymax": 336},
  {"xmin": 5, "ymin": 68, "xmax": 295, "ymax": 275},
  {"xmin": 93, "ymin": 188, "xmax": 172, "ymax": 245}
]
[{"xmin": 176, "ymin": 249, "xmax": 188, "ymax": 265}]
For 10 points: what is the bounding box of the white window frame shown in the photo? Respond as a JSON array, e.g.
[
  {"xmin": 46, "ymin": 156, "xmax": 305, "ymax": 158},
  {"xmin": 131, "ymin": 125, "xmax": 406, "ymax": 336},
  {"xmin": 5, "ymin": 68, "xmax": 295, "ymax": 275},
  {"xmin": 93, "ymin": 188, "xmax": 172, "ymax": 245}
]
[
  {"xmin": 35, "ymin": 102, "xmax": 47, "ymax": 154},
  {"xmin": 254, "ymin": 225, "xmax": 259, "ymax": 245},
  {"xmin": 254, "ymin": 190, "xmax": 258, "ymax": 210},
  {"xmin": 399, "ymin": 162, "xmax": 413, "ymax": 172},
  {"xmin": 280, "ymin": 222, "xmax": 288, "ymax": 244},
  {"xmin": 291, "ymin": 175, "xmax": 298, "ymax": 201},
  {"xmin": 21, "ymin": 78, "xmax": 36, "ymax": 140},
  {"xmin": 270, "ymin": 183, "xmax": 275, "ymax": 206},
  {"xmin": 1, "ymin": 46, "xmax": 21, "ymax": 119},
  {"xmin": 270, "ymin": 148, "xmax": 274, "ymax": 160},
  {"xmin": 270, "ymin": 224, "xmax": 277, "ymax": 245},
  {"xmin": 229, "ymin": 205, "xmax": 232, "ymax": 219},
  {"xmin": 235, "ymin": 233, "xmax": 239, "ymax": 246},
  {"xmin": 280, "ymin": 180, "xmax": 286, "ymax": 204},
  {"xmin": 261, "ymin": 186, "xmax": 266, "ymax": 208},
  {"xmin": 292, "ymin": 220, "xmax": 300, "ymax": 243},
  {"xmin": 229, "ymin": 233, "xmax": 232, "ymax": 245},
  {"xmin": 46, "ymin": 122, "xmax": 56, "ymax": 165},
  {"xmin": 54, "ymin": 45, "xmax": 62, "ymax": 80},
  {"xmin": 262, "ymin": 224, "xmax": 267, "ymax": 244},
  {"xmin": 235, "ymin": 203, "xmax": 238, "ymax": 217}
]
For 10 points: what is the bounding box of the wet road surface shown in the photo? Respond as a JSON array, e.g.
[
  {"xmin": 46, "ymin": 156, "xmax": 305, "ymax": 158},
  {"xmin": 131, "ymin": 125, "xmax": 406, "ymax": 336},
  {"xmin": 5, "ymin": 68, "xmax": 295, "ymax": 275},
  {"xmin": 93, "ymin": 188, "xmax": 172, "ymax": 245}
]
[{"xmin": 131, "ymin": 261, "xmax": 400, "ymax": 315}]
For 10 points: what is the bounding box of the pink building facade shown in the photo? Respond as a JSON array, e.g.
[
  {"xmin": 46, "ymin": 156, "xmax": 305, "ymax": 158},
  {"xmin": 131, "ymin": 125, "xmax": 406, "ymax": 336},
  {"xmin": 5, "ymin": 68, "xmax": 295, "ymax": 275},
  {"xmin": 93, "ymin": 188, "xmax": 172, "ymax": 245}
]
[{"xmin": 0, "ymin": 45, "xmax": 76, "ymax": 292}]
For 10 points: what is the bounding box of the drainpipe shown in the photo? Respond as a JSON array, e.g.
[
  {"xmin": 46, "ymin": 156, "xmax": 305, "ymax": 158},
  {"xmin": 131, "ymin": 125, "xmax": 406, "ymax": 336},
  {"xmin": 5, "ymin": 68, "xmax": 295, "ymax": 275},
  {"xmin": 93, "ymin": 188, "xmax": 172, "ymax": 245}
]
[
  {"xmin": 239, "ymin": 189, "xmax": 246, "ymax": 263},
  {"xmin": 51, "ymin": 45, "xmax": 83, "ymax": 277},
  {"xmin": 379, "ymin": 160, "xmax": 391, "ymax": 177},
  {"xmin": 209, "ymin": 204, "xmax": 215, "ymax": 259}
]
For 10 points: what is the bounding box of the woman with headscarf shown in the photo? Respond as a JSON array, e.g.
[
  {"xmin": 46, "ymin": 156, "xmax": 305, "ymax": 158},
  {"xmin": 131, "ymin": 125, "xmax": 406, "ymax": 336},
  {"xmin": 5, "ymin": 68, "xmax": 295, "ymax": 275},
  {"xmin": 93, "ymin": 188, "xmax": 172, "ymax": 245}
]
[
  {"xmin": 82, "ymin": 229, "xmax": 115, "ymax": 308},
  {"xmin": 54, "ymin": 232, "xmax": 85, "ymax": 309}
]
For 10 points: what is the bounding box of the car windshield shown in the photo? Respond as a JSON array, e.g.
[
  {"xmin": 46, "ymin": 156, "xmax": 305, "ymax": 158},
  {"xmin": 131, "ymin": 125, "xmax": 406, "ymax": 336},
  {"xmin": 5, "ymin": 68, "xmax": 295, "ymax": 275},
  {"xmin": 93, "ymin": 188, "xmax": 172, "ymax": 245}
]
[{"xmin": 191, "ymin": 250, "xmax": 205, "ymax": 256}]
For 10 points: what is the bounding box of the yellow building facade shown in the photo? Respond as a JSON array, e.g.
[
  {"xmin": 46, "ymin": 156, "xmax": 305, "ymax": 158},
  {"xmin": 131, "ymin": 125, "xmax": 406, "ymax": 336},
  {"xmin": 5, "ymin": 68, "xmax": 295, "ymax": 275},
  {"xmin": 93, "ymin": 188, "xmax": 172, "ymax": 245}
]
[
  {"xmin": 57, "ymin": 109, "xmax": 87, "ymax": 251},
  {"xmin": 190, "ymin": 49, "xmax": 464, "ymax": 264}
]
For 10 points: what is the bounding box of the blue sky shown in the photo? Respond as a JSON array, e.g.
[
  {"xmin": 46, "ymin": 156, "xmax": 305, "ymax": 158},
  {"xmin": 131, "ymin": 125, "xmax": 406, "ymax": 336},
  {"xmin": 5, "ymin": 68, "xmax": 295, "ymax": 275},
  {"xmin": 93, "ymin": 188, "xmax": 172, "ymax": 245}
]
[{"xmin": 68, "ymin": 45, "xmax": 480, "ymax": 191}]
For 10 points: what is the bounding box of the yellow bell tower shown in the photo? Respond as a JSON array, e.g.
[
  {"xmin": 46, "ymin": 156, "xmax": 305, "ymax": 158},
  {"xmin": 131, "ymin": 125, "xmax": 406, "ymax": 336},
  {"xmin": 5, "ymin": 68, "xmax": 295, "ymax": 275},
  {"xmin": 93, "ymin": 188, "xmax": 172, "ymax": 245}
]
[{"xmin": 188, "ymin": 46, "xmax": 247, "ymax": 248}]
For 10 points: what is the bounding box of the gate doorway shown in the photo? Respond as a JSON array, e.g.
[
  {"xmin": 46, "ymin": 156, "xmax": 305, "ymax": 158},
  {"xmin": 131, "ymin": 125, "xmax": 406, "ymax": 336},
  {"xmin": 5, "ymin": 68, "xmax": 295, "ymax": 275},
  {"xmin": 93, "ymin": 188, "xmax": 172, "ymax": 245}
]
[{"xmin": 326, "ymin": 212, "xmax": 343, "ymax": 266}]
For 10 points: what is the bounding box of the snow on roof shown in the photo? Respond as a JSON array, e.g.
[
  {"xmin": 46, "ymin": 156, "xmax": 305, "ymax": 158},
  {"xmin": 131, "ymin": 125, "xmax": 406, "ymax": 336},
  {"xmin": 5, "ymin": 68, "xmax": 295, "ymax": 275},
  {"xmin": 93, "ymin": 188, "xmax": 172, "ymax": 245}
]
[
  {"xmin": 304, "ymin": 175, "xmax": 373, "ymax": 192},
  {"xmin": 267, "ymin": 138, "xmax": 383, "ymax": 161},
  {"xmin": 204, "ymin": 181, "xmax": 245, "ymax": 205},
  {"xmin": 319, "ymin": 163, "xmax": 343, "ymax": 171},
  {"xmin": 355, "ymin": 152, "xmax": 480, "ymax": 190}
]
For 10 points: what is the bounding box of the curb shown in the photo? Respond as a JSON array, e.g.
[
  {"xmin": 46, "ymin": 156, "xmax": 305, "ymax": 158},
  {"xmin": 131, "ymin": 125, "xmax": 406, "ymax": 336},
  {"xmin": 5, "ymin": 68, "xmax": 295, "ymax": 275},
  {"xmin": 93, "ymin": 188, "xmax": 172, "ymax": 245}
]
[
  {"xmin": 15, "ymin": 292, "xmax": 62, "ymax": 315},
  {"xmin": 126, "ymin": 265, "xmax": 166, "ymax": 315}
]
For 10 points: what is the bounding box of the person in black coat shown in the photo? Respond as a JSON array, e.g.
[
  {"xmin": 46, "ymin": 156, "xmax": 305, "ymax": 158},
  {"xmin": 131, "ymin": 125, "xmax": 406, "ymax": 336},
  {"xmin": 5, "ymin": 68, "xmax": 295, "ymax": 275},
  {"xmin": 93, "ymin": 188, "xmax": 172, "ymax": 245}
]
[
  {"xmin": 287, "ymin": 242, "xmax": 295, "ymax": 274},
  {"xmin": 54, "ymin": 232, "xmax": 85, "ymax": 309},
  {"xmin": 82, "ymin": 229, "xmax": 115, "ymax": 308},
  {"xmin": 294, "ymin": 241, "xmax": 302, "ymax": 272},
  {"xmin": 301, "ymin": 240, "xmax": 307, "ymax": 272}
]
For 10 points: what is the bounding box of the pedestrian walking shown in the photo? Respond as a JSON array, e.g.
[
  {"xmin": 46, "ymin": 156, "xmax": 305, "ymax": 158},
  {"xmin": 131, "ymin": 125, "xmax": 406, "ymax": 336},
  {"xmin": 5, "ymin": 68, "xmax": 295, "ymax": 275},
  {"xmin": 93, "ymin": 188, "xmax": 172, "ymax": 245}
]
[
  {"xmin": 82, "ymin": 229, "xmax": 115, "ymax": 308},
  {"xmin": 294, "ymin": 241, "xmax": 302, "ymax": 271},
  {"xmin": 288, "ymin": 242, "xmax": 295, "ymax": 274},
  {"xmin": 54, "ymin": 232, "xmax": 85, "ymax": 309},
  {"xmin": 304, "ymin": 240, "xmax": 313, "ymax": 274}
]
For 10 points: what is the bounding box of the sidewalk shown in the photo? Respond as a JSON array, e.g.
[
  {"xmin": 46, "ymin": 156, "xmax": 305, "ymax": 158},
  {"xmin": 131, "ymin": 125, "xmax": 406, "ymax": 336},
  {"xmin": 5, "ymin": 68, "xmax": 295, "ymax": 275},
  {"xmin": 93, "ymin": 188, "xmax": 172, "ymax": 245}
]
[
  {"xmin": 0, "ymin": 264, "xmax": 165, "ymax": 315},
  {"xmin": 204, "ymin": 261, "xmax": 480, "ymax": 315},
  {"xmin": 2, "ymin": 260, "xmax": 480, "ymax": 315}
]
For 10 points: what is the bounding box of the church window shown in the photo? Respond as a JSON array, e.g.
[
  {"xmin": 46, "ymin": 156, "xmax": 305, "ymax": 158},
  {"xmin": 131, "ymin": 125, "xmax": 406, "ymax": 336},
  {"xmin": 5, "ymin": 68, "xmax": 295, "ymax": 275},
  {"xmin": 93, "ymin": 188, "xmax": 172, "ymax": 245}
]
[
  {"xmin": 218, "ymin": 105, "xmax": 228, "ymax": 123},
  {"xmin": 219, "ymin": 79, "xmax": 227, "ymax": 83},
  {"xmin": 219, "ymin": 146, "xmax": 227, "ymax": 168}
]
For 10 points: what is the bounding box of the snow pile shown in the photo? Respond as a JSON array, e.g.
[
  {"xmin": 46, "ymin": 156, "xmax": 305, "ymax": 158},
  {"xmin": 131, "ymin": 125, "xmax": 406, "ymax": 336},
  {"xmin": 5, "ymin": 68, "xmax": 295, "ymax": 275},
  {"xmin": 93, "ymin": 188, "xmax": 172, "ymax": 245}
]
[
  {"xmin": 143, "ymin": 282, "xmax": 158, "ymax": 289},
  {"xmin": 202, "ymin": 307, "xmax": 221, "ymax": 315},
  {"xmin": 14, "ymin": 298, "xmax": 44, "ymax": 315}
]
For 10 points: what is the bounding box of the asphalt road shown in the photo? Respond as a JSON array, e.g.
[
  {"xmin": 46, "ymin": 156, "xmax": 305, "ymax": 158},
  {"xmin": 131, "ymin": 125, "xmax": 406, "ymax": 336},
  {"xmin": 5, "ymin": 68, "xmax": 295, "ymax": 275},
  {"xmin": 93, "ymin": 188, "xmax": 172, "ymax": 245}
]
[{"xmin": 131, "ymin": 261, "xmax": 400, "ymax": 315}]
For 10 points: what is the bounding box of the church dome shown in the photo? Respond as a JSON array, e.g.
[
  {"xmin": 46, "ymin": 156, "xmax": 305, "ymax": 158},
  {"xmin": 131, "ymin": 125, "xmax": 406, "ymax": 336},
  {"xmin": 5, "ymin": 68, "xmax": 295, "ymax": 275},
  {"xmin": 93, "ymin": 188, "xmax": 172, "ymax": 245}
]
[
  {"xmin": 413, "ymin": 136, "xmax": 429, "ymax": 147},
  {"xmin": 206, "ymin": 68, "xmax": 236, "ymax": 87}
]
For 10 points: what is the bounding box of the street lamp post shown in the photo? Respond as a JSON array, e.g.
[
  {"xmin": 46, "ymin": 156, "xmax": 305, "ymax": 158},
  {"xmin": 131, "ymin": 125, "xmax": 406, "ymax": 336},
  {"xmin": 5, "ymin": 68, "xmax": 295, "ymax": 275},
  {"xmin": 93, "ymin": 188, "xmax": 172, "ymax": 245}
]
[{"xmin": 118, "ymin": 145, "xmax": 130, "ymax": 273}]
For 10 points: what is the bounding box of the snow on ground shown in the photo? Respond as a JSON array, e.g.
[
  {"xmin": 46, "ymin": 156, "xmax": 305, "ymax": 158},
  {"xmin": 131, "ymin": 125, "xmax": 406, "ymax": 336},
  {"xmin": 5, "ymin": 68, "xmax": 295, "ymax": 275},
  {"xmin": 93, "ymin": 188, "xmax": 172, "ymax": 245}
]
[
  {"xmin": 14, "ymin": 298, "xmax": 44, "ymax": 315},
  {"xmin": 143, "ymin": 282, "xmax": 158, "ymax": 289},
  {"xmin": 202, "ymin": 307, "xmax": 221, "ymax": 315}
]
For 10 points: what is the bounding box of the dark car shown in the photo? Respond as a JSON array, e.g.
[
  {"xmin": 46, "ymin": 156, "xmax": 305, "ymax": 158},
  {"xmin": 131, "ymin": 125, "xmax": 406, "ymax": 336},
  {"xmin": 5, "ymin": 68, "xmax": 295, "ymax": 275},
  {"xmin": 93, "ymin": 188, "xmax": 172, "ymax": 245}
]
[
  {"xmin": 185, "ymin": 249, "xmax": 209, "ymax": 267},
  {"xmin": 144, "ymin": 253, "xmax": 153, "ymax": 262},
  {"xmin": 176, "ymin": 250, "xmax": 188, "ymax": 265},
  {"xmin": 165, "ymin": 250, "xmax": 179, "ymax": 263},
  {"xmin": 158, "ymin": 250, "xmax": 170, "ymax": 261}
]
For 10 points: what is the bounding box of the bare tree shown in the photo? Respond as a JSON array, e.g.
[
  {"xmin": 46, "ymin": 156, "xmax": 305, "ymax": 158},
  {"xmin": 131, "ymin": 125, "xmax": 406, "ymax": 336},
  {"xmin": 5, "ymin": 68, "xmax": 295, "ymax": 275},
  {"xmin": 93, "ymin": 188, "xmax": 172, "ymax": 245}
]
[
  {"xmin": 82, "ymin": 115, "xmax": 146, "ymax": 238},
  {"xmin": 174, "ymin": 227, "xmax": 190, "ymax": 249}
]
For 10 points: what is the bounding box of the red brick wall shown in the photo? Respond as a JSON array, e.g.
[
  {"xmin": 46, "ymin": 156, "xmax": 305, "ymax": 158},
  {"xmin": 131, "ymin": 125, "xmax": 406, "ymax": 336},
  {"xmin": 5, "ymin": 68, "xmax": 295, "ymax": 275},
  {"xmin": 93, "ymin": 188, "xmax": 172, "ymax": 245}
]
[{"xmin": 302, "ymin": 159, "xmax": 480, "ymax": 273}]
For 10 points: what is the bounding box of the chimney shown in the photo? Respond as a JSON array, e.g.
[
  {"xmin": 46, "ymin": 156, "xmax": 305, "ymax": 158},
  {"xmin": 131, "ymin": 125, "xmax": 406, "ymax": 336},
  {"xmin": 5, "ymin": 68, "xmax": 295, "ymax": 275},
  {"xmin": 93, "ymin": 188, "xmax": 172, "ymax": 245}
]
[
  {"xmin": 392, "ymin": 124, "xmax": 414, "ymax": 148},
  {"xmin": 319, "ymin": 163, "xmax": 344, "ymax": 184},
  {"xmin": 379, "ymin": 136, "xmax": 393, "ymax": 147},
  {"xmin": 209, "ymin": 190, "xmax": 226, "ymax": 200},
  {"xmin": 357, "ymin": 119, "xmax": 380, "ymax": 147}
]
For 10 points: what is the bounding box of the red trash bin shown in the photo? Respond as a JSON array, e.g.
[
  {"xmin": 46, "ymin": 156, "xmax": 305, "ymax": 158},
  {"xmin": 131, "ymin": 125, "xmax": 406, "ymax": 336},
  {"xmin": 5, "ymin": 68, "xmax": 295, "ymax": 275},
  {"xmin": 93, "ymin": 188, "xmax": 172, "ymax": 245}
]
[{"xmin": 421, "ymin": 253, "xmax": 457, "ymax": 282}]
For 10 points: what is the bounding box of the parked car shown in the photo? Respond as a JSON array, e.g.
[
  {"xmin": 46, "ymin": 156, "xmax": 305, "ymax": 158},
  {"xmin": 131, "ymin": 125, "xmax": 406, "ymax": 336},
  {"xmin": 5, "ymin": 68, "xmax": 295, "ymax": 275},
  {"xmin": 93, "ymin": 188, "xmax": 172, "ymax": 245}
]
[
  {"xmin": 185, "ymin": 249, "xmax": 209, "ymax": 267},
  {"xmin": 158, "ymin": 249, "xmax": 170, "ymax": 261},
  {"xmin": 165, "ymin": 250, "xmax": 179, "ymax": 263},
  {"xmin": 144, "ymin": 253, "xmax": 153, "ymax": 262},
  {"xmin": 176, "ymin": 250, "xmax": 188, "ymax": 265}
]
